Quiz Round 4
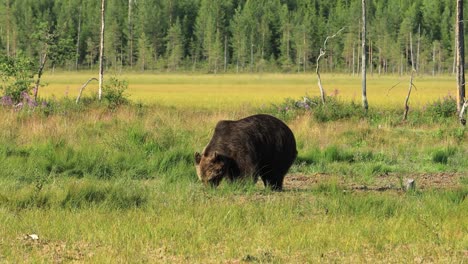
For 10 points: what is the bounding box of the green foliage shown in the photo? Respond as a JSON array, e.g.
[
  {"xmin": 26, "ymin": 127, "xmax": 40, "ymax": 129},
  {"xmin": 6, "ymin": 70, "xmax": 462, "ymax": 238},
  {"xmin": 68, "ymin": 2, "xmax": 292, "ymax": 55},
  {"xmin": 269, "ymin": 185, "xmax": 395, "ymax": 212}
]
[
  {"xmin": 424, "ymin": 95, "xmax": 458, "ymax": 118},
  {"xmin": 270, "ymin": 95, "xmax": 365, "ymax": 122},
  {"xmin": 0, "ymin": 55, "xmax": 35, "ymax": 103},
  {"xmin": 103, "ymin": 77, "xmax": 129, "ymax": 108},
  {"xmin": 0, "ymin": 0, "xmax": 461, "ymax": 73}
]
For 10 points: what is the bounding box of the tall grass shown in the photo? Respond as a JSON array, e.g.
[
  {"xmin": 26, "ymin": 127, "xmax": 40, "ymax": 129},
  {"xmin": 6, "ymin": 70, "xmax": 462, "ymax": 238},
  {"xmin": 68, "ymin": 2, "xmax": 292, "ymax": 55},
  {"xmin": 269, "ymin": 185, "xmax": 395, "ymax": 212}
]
[{"xmin": 0, "ymin": 73, "xmax": 467, "ymax": 262}]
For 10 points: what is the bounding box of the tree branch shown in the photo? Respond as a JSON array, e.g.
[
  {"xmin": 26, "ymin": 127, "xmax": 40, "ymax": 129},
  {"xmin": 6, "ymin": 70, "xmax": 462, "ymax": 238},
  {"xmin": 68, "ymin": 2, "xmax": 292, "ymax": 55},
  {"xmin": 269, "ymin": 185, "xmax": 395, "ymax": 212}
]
[{"xmin": 316, "ymin": 27, "xmax": 345, "ymax": 104}]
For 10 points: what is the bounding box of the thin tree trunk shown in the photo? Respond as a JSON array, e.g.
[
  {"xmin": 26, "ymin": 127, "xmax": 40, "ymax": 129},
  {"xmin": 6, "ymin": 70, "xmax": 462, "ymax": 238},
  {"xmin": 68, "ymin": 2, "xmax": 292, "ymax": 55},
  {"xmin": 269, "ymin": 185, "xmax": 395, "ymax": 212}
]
[
  {"xmin": 352, "ymin": 42, "xmax": 356, "ymax": 76},
  {"xmin": 438, "ymin": 45, "xmax": 442, "ymax": 74},
  {"xmin": 432, "ymin": 43, "xmax": 436, "ymax": 76},
  {"xmin": 75, "ymin": 3, "xmax": 82, "ymax": 71},
  {"xmin": 98, "ymin": 0, "xmax": 105, "ymax": 101},
  {"xmin": 224, "ymin": 35, "xmax": 228, "ymax": 72},
  {"xmin": 303, "ymin": 31, "xmax": 307, "ymax": 72},
  {"xmin": 378, "ymin": 47, "xmax": 382, "ymax": 75},
  {"xmin": 357, "ymin": 21, "xmax": 361, "ymax": 75},
  {"xmin": 33, "ymin": 51, "xmax": 48, "ymax": 101},
  {"xmin": 362, "ymin": 0, "xmax": 368, "ymax": 111},
  {"xmin": 250, "ymin": 40, "xmax": 254, "ymax": 73},
  {"xmin": 6, "ymin": 0, "xmax": 10, "ymax": 57},
  {"xmin": 416, "ymin": 24, "xmax": 421, "ymax": 72},
  {"xmin": 128, "ymin": 0, "xmax": 134, "ymax": 68},
  {"xmin": 456, "ymin": 0, "xmax": 466, "ymax": 114},
  {"xmin": 316, "ymin": 27, "xmax": 345, "ymax": 104},
  {"xmin": 316, "ymin": 51, "xmax": 326, "ymax": 104},
  {"xmin": 369, "ymin": 35, "xmax": 373, "ymax": 75},
  {"xmin": 403, "ymin": 32, "xmax": 415, "ymax": 121}
]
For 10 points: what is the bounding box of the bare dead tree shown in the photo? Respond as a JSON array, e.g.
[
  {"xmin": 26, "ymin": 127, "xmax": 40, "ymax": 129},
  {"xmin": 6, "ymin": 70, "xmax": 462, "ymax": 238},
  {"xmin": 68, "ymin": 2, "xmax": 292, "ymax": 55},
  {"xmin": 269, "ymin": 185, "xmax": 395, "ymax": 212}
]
[
  {"xmin": 98, "ymin": 0, "xmax": 105, "ymax": 101},
  {"xmin": 33, "ymin": 52, "xmax": 48, "ymax": 101},
  {"xmin": 316, "ymin": 27, "xmax": 345, "ymax": 104},
  {"xmin": 75, "ymin": 2, "xmax": 82, "ymax": 71},
  {"xmin": 362, "ymin": 0, "xmax": 369, "ymax": 111},
  {"xmin": 403, "ymin": 32, "xmax": 416, "ymax": 121},
  {"xmin": 456, "ymin": 0, "xmax": 466, "ymax": 117},
  {"xmin": 76, "ymin": 78, "xmax": 98, "ymax": 103}
]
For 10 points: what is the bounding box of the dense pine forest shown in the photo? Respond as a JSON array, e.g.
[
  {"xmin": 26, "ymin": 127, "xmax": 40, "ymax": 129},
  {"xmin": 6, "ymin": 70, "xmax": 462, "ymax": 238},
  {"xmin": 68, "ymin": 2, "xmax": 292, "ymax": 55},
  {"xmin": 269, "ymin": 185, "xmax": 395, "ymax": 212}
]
[{"xmin": 0, "ymin": 0, "xmax": 464, "ymax": 74}]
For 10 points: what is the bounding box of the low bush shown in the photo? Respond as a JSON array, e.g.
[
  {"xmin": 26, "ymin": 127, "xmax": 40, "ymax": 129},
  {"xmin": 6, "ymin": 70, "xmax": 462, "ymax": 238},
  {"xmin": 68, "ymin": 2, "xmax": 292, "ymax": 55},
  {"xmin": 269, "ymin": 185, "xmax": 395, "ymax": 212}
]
[{"xmin": 431, "ymin": 147, "xmax": 457, "ymax": 164}]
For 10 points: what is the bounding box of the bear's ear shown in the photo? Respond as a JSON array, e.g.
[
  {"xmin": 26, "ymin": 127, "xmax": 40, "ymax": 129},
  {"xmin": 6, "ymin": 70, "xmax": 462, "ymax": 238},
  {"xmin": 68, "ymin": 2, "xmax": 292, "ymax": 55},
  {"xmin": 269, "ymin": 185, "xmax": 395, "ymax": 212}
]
[{"xmin": 194, "ymin": 152, "xmax": 201, "ymax": 164}]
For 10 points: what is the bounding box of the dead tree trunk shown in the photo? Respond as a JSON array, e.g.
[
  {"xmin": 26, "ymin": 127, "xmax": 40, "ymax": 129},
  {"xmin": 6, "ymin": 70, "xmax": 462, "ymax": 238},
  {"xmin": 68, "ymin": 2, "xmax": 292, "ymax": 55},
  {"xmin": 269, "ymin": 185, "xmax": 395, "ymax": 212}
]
[
  {"xmin": 315, "ymin": 27, "xmax": 345, "ymax": 104},
  {"xmin": 75, "ymin": 3, "xmax": 82, "ymax": 71},
  {"xmin": 362, "ymin": 0, "xmax": 369, "ymax": 111},
  {"xmin": 33, "ymin": 51, "xmax": 48, "ymax": 101},
  {"xmin": 456, "ymin": 0, "xmax": 466, "ymax": 115},
  {"xmin": 98, "ymin": 0, "xmax": 105, "ymax": 101},
  {"xmin": 76, "ymin": 78, "xmax": 98, "ymax": 103},
  {"xmin": 403, "ymin": 33, "xmax": 416, "ymax": 121}
]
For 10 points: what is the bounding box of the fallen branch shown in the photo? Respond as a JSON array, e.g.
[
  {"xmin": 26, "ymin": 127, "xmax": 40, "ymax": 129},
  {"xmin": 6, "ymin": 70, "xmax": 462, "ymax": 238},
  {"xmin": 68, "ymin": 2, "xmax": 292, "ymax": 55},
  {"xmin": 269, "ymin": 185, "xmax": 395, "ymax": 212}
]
[
  {"xmin": 316, "ymin": 27, "xmax": 345, "ymax": 104},
  {"xmin": 76, "ymin": 78, "xmax": 98, "ymax": 103}
]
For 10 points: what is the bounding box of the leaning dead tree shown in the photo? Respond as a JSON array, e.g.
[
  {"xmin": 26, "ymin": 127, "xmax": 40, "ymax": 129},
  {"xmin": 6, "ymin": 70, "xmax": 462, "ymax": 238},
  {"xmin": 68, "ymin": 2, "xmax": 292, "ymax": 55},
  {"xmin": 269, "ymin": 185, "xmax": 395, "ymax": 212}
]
[
  {"xmin": 316, "ymin": 27, "xmax": 345, "ymax": 104},
  {"xmin": 456, "ymin": 0, "xmax": 466, "ymax": 124},
  {"xmin": 33, "ymin": 48, "xmax": 48, "ymax": 101},
  {"xmin": 76, "ymin": 78, "xmax": 98, "ymax": 103},
  {"xmin": 403, "ymin": 32, "xmax": 417, "ymax": 121},
  {"xmin": 98, "ymin": 0, "xmax": 105, "ymax": 101}
]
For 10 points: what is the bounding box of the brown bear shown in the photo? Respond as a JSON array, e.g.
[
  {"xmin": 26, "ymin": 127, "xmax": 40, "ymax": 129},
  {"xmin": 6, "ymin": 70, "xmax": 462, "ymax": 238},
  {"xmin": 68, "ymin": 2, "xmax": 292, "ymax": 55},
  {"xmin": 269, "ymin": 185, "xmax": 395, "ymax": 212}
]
[{"xmin": 195, "ymin": 114, "xmax": 297, "ymax": 190}]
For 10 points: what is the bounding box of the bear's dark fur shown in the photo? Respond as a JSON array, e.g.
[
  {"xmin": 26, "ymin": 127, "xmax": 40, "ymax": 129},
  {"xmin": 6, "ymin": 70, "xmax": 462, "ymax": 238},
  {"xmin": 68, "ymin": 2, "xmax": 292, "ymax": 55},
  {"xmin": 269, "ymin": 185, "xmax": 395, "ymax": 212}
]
[{"xmin": 195, "ymin": 114, "xmax": 297, "ymax": 190}]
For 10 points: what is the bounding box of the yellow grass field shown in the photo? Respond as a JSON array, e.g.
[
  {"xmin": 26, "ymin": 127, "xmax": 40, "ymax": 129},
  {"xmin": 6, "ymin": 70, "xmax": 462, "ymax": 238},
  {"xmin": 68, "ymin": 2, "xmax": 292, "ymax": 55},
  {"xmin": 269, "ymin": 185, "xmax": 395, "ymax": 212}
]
[{"xmin": 41, "ymin": 72, "xmax": 457, "ymax": 109}]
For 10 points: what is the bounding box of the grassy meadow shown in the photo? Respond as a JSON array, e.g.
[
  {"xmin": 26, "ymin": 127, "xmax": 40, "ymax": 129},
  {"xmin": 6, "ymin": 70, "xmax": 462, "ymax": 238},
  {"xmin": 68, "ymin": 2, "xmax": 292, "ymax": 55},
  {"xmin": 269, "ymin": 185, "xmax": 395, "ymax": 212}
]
[
  {"xmin": 0, "ymin": 73, "xmax": 467, "ymax": 262},
  {"xmin": 41, "ymin": 72, "xmax": 457, "ymax": 109}
]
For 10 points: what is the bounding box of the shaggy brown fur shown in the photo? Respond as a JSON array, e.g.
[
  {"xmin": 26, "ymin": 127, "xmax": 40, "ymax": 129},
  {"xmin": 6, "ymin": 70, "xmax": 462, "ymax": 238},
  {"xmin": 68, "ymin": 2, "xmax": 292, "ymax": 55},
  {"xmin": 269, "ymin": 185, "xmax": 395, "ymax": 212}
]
[{"xmin": 195, "ymin": 114, "xmax": 297, "ymax": 190}]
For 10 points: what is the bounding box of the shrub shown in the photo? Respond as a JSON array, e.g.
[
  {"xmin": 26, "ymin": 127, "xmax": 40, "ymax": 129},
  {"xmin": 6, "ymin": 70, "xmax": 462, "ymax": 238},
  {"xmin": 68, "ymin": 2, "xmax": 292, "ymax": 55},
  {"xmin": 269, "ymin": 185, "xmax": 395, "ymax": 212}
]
[
  {"xmin": 103, "ymin": 77, "xmax": 129, "ymax": 108},
  {"xmin": 0, "ymin": 55, "xmax": 36, "ymax": 104},
  {"xmin": 424, "ymin": 95, "xmax": 457, "ymax": 118},
  {"xmin": 269, "ymin": 95, "xmax": 366, "ymax": 122}
]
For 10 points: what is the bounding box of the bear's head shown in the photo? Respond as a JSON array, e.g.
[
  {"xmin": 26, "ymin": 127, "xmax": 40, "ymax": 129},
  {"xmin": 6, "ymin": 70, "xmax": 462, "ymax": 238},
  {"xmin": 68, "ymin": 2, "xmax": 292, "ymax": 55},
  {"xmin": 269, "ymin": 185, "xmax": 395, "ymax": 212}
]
[{"xmin": 194, "ymin": 151, "xmax": 228, "ymax": 187}]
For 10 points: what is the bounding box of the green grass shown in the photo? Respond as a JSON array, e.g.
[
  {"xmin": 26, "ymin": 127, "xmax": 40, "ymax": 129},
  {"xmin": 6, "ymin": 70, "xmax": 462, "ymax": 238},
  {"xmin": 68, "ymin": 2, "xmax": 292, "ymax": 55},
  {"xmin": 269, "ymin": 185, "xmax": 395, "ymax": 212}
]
[
  {"xmin": 0, "ymin": 73, "xmax": 467, "ymax": 262},
  {"xmin": 0, "ymin": 179, "xmax": 466, "ymax": 262}
]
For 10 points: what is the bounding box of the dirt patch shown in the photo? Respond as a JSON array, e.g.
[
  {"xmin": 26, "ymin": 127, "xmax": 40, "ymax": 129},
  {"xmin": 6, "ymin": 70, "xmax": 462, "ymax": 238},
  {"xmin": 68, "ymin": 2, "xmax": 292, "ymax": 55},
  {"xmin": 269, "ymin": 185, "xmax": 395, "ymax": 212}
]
[
  {"xmin": 284, "ymin": 172, "xmax": 466, "ymax": 192},
  {"xmin": 19, "ymin": 235, "xmax": 98, "ymax": 263}
]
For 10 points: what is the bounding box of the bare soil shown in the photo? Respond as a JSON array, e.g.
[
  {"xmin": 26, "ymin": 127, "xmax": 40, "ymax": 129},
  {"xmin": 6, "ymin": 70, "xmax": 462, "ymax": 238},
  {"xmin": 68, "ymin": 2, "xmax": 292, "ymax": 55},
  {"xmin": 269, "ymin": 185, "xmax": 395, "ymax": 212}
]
[{"xmin": 284, "ymin": 172, "xmax": 466, "ymax": 192}]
